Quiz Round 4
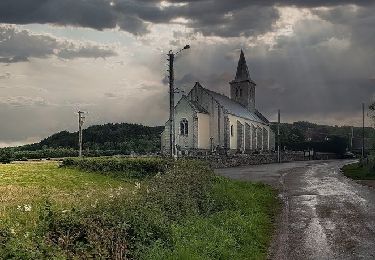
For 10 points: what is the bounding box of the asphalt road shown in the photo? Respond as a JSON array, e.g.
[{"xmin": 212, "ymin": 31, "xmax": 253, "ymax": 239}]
[{"xmin": 215, "ymin": 160, "xmax": 375, "ymax": 260}]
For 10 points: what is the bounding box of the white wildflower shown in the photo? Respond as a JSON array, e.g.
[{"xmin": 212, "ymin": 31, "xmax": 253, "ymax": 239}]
[
  {"xmin": 91, "ymin": 199, "xmax": 98, "ymax": 208},
  {"xmin": 24, "ymin": 204, "xmax": 32, "ymax": 212},
  {"xmin": 17, "ymin": 205, "xmax": 22, "ymax": 211},
  {"xmin": 62, "ymin": 210, "xmax": 69, "ymax": 214},
  {"xmin": 10, "ymin": 228, "xmax": 16, "ymax": 235},
  {"xmin": 135, "ymin": 182, "xmax": 141, "ymax": 189},
  {"xmin": 24, "ymin": 232, "xmax": 29, "ymax": 238}
]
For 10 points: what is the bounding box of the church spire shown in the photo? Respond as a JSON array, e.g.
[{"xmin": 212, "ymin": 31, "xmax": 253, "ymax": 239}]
[
  {"xmin": 230, "ymin": 49, "xmax": 256, "ymax": 112},
  {"xmin": 234, "ymin": 49, "xmax": 251, "ymax": 82}
]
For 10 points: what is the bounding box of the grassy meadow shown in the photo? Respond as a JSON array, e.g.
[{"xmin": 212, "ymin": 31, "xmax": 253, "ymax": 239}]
[{"xmin": 0, "ymin": 159, "xmax": 279, "ymax": 259}]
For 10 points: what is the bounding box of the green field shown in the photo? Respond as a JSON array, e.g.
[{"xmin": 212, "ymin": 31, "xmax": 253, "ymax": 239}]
[{"xmin": 0, "ymin": 160, "xmax": 278, "ymax": 259}]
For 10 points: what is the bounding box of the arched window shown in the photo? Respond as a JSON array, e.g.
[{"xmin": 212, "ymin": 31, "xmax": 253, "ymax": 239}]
[
  {"xmin": 180, "ymin": 119, "xmax": 188, "ymax": 136},
  {"xmin": 235, "ymin": 88, "xmax": 239, "ymax": 97},
  {"xmin": 239, "ymin": 88, "xmax": 242, "ymax": 97}
]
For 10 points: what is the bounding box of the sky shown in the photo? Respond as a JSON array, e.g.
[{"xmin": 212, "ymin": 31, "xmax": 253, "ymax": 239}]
[{"xmin": 0, "ymin": 0, "xmax": 374, "ymax": 147}]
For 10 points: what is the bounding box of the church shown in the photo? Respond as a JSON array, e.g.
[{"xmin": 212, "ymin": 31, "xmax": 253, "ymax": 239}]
[{"xmin": 161, "ymin": 50, "xmax": 275, "ymax": 155}]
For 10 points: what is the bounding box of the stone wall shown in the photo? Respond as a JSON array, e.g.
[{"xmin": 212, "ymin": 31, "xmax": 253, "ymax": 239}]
[{"xmin": 187, "ymin": 151, "xmax": 339, "ymax": 168}]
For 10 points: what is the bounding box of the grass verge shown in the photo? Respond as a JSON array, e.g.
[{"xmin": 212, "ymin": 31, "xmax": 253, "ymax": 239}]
[
  {"xmin": 0, "ymin": 159, "xmax": 279, "ymax": 259},
  {"xmin": 342, "ymin": 162, "xmax": 375, "ymax": 180}
]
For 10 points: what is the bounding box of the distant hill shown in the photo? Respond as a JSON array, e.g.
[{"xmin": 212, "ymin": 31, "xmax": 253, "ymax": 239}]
[
  {"xmin": 1, "ymin": 121, "xmax": 374, "ymax": 162},
  {"xmin": 15, "ymin": 123, "xmax": 164, "ymax": 154}
]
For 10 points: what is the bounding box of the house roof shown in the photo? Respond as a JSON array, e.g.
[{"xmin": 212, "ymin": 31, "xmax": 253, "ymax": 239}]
[{"xmin": 202, "ymin": 87, "xmax": 267, "ymax": 124}]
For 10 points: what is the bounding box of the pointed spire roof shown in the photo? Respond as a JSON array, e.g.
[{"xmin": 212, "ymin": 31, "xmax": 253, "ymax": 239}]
[{"xmin": 234, "ymin": 49, "xmax": 252, "ymax": 82}]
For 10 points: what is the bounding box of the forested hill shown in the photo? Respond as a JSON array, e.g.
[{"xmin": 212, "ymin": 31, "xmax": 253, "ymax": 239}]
[{"xmin": 19, "ymin": 123, "xmax": 164, "ymax": 154}]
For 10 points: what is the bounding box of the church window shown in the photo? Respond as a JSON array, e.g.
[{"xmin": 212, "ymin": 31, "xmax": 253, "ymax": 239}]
[
  {"xmin": 239, "ymin": 89, "xmax": 242, "ymax": 97},
  {"xmin": 236, "ymin": 88, "xmax": 239, "ymax": 97},
  {"xmin": 180, "ymin": 119, "xmax": 188, "ymax": 136},
  {"xmin": 231, "ymin": 125, "xmax": 234, "ymax": 136}
]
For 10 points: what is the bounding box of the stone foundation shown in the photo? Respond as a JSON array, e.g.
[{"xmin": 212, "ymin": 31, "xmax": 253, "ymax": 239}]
[{"xmin": 184, "ymin": 151, "xmax": 339, "ymax": 168}]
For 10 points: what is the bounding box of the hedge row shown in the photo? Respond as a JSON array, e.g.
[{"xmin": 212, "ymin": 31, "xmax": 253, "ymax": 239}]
[{"xmin": 61, "ymin": 157, "xmax": 172, "ymax": 178}]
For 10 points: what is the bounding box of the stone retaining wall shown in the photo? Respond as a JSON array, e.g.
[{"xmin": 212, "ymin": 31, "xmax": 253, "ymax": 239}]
[{"xmin": 188, "ymin": 152, "xmax": 338, "ymax": 168}]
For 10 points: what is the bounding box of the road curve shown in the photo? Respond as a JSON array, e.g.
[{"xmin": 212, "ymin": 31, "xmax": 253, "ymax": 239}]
[{"xmin": 215, "ymin": 160, "xmax": 375, "ymax": 260}]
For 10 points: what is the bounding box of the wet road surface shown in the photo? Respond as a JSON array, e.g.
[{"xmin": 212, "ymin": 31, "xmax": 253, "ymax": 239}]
[{"xmin": 215, "ymin": 160, "xmax": 375, "ymax": 260}]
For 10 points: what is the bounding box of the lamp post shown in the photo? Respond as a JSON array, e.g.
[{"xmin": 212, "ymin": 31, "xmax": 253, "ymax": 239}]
[{"xmin": 167, "ymin": 45, "xmax": 190, "ymax": 158}]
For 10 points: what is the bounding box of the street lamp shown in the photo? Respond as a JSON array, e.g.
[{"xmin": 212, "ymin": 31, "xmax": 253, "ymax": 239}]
[{"xmin": 167, "ymin": 44, "xmax": 190, "ymax": 158}]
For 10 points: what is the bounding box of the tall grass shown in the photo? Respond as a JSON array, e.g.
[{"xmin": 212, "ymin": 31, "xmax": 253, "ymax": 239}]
[{"xmin": 0, "ymin": 159, "xmax": 279, "ymax": 259}]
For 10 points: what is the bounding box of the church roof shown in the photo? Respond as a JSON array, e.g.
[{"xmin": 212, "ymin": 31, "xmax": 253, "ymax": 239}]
[
  {"xmin": 233, "ymin": 50, "xmax": 255, "ymax": 84},
  {"xmin": 177, "ymin": 95, "xmax": 208, "ymax": 114},
  {"xmin": 188, "ymin": 99, "xmax": 208, "ymax": 114},
  {"xmin": 202, "ymin": 87, "xmax": 266, "ymax": 124}
]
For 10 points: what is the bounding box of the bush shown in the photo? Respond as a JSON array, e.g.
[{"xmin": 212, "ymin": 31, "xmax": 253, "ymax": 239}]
[
  {"xmin": 13, "ymin": 160, "xmax": 215, "ymax": 259},
  {"xmin": 62, "ymin": 157, "xmax": 172, "ymax": 178},
  {"xmin": 1, "ymin": 160, "xmax": 278, "ymax": 259},
  {"xmin": 0, "ymin": 150, "xmax": 12, "ymax": 164}
]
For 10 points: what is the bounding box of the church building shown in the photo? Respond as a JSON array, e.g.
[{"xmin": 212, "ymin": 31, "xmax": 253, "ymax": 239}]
[{"xmin": 161, "ymin": 50, "xmax": 275, "ymax": 155}]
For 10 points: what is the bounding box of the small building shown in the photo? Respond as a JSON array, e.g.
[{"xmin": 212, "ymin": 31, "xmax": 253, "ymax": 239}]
[{"xmin": 161, "ymin": 50, "xmax": 275, "ymax": 155}]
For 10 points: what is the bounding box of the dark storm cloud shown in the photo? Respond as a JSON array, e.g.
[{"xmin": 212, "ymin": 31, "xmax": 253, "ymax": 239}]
[
  {"xmin": 0, "ymin": 26, "xmax": 117, "ymax": 63},
  {"xmin": 1, "ymin": 0, "xmax": 373, "ymax": 37},
  {"xmin": 163, "ymin": 1, "xmax": 375, "ymax": 124}
]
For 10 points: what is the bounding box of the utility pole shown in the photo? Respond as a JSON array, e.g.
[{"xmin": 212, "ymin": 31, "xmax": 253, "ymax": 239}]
[
  {"xmin": 78, "ymin": 111, "xmax": 86, "ymax": 157},
  {"xmin": 350, "ymin": 126, "xmax": 354, "ymax": 151},
  {"xmin": 362, "ymin": 103, "xmax": 365, "ymax": 158},
  {"xmin": 167, "ymin": 51, "xmax": 175, "ymax": 158},
  {"xmin": 166, "ymin": 45, "xmax": 190, "ymax": 158},
  {"xmin": 277, "ymin": 109, "xmax": 281, "ymax": 163}
]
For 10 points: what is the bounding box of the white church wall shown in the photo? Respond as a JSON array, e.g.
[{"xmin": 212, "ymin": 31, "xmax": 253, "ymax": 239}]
[
  {"xmin": 174, "ymin": 97, "xmax": 197, "ymax": 150},
  {"xmin": 188, "ymin": 84, "xmax": 226, "ymax": 148},
  {"xmin": 197, "ymin": 113, "xmax": 210, "ymax": 149},
  {"xmin": 227, "ymin": 114, "xmax": 271, "ymax": 151},
  {"xmin": 160, "ymin": 121, "xmax": 170, "ymax": 154}
]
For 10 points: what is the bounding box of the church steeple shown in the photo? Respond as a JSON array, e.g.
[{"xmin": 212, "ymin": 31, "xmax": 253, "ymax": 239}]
[
  {"xmin": 234, "ymin": 50, "xmax": 251, "ymax": 82},
  {"xmin": 230, "ymin": 50, "xmax": 256, "ymax": 112}
]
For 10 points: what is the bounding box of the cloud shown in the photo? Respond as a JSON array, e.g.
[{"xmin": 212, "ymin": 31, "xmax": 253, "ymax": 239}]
[
  {"xmin": 0, "ymin": 72, "xmax": 11, "ymax": 79},
  {"xmin": 0, "ymin": 96, "xmax": 49, "ymax": 107},
  {"xmin": 0, "ymin": 25, "xmax": 117, "ymax": 63},
  {"xmin": 0, "ymin": 0, "xmax": 373, "ymax": 37}
]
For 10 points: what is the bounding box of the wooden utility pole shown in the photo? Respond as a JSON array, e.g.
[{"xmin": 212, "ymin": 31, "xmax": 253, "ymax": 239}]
[
  {"xmin": 78, "ymin": 111, "xmax": 86, "ymax": 157},
  {"xmin": 167, "ymin": 51, "xmax": 175, "ymax": 158},
  {"xmin": 278, "ymin": 109, "xmax": 281, "ymax": 163},
  {"xmin": 166, "ymin": 45, "xmax": 190, "ymax": 158},
  {"xmin": 362, "ymin": 103, "xmax": 365, "ymax": 158}
]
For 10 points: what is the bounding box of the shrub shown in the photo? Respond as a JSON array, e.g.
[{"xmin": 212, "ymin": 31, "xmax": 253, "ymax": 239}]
[
  {"xmin": 62, "ymin": 157, "xmax": 172, "ymax": 178},
  {"xmin": 1, "ymin": 159, "xmax": 278, "ymax": 259}
]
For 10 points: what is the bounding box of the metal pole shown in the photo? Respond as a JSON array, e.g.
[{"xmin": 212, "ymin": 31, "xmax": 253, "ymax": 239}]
[
  {"xmin": 362, "ymin": 103, "xmax": 365, "ymax": 158},
  {"xmin": 277, "ymin": 109, "xmax": 281, "ymax": 163},
  {"xmin": 168, "ymin": 51, "xmax": 175, "ymax": 158},
  {"xmin": 78, "ymin": 111, "xmax": 83, "ymax": 157}
]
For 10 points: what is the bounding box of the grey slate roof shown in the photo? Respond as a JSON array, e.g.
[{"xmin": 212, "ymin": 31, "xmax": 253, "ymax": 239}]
[
  {"xmin": 188, "ymin": 99, "xmax": 208, "ymax": 114},
  {"xmin": 203, "ymin": 88, "xmax": 266, "ymax": 124}
]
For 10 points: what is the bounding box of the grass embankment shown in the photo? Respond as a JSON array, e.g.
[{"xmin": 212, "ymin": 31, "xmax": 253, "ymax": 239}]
[
  {"xmin": 342, "ymin": 162, "xmax": 375, "ymax": 180},
  {"xmin": 0, "ymin": 158, "xmax": 278, "ymax": 259}
]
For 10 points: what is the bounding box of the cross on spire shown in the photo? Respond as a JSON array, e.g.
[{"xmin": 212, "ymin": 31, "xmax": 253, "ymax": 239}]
[{"xmin": 234, "ymin": 49, "xmax": 251, "ymax": 82}]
